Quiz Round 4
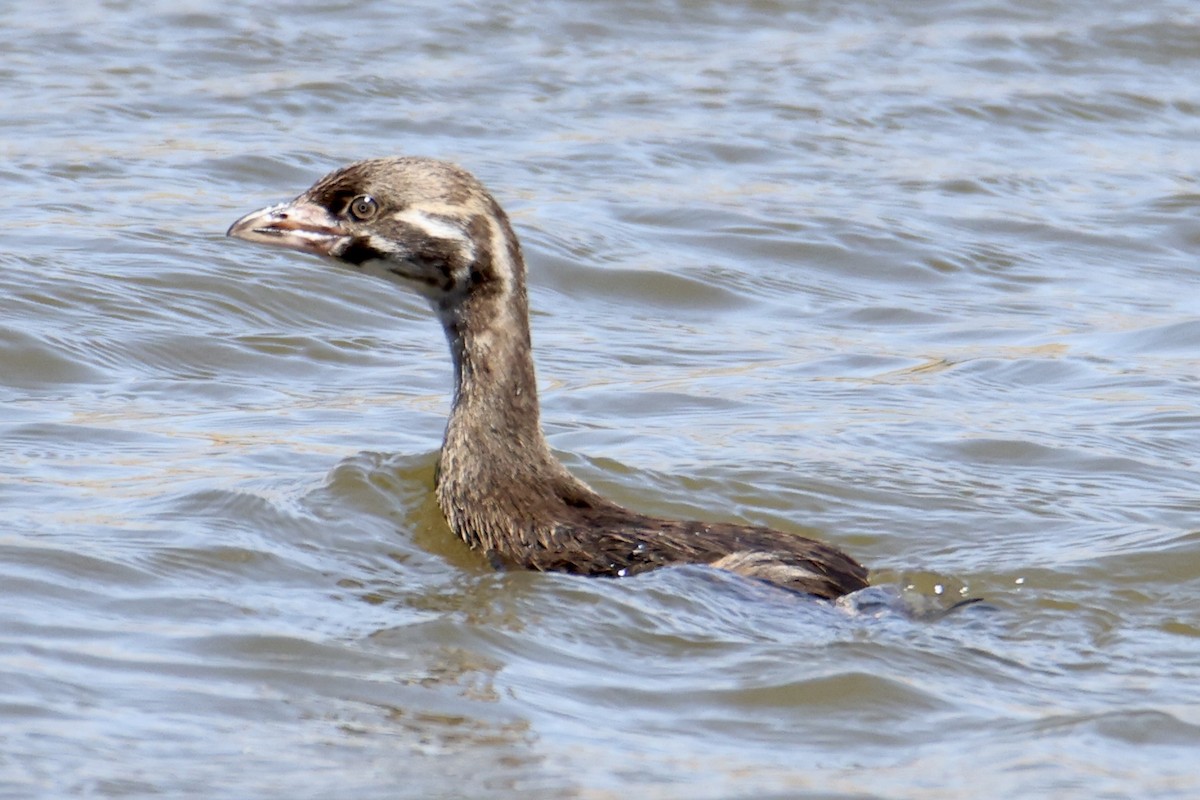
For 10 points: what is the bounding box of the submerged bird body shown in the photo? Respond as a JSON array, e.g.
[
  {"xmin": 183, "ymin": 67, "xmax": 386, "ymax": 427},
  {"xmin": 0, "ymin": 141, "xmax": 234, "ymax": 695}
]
[{"xmin": 228, "ymin": 157, "xmax": 868, "ymax": 599}]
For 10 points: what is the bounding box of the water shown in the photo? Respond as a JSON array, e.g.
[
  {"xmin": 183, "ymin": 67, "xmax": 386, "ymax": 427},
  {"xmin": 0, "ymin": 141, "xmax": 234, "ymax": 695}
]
[{"xmin": 3, "ymin": 1, "xmax": 1199, "ymax": 797}]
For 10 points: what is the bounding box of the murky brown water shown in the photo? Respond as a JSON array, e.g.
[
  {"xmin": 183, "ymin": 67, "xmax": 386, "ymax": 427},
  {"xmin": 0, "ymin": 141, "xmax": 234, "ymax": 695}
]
[{"xmin": 3, "ymin": 1, "xmax": 1199, "ymax": 797}]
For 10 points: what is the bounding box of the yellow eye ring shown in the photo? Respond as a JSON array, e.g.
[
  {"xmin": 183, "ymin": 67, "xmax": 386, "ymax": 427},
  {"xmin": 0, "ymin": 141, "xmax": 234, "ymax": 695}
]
[{"xmin": 348, "ymin": 195, "xmax": 378, "ymax": 220}]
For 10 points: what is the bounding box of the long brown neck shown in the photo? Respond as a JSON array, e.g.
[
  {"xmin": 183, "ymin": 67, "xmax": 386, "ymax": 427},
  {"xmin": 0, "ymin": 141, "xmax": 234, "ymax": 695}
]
[
  {"xmin": 432, "ymin": 209, "xmax": 587, "ymax": 554},
  {"xmin": 440, "ymin": 279, "xmax": 547, "ymax": 460}
]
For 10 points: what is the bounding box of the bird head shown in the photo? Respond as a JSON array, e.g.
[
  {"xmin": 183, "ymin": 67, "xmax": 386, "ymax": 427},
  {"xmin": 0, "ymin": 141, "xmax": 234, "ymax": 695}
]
[{"xmin": 227, "ymin": 157, "xmax": 521, "ymax": 306}]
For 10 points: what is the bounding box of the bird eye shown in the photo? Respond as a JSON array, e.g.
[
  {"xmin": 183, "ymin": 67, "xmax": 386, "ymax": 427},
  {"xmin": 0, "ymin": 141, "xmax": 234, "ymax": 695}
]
[{"xmin": 348, "ymin": 195, "xmax": 378, "ymax": 220}]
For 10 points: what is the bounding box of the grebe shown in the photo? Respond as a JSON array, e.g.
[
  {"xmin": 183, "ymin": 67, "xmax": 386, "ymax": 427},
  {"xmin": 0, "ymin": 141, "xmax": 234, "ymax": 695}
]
[{"xmin": 228, "ymin": 157, "xmax": 868, "ymax": 599}]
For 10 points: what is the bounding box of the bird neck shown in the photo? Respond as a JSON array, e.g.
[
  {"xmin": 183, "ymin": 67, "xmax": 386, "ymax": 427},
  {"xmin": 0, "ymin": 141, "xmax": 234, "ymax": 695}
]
[
  {"xmin": 430, "ymin": 219, "xmax": 585, "ymax": 554},
  {"xmin": 440, "ymin": 282, "xmax": 546, "ymax": 453}
]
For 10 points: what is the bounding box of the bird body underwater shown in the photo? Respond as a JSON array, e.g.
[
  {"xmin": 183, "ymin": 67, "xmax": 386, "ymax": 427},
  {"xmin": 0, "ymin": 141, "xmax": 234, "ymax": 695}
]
[{"xmin": 227, "ymin": 157, "xmax": 869, "ymax": 600}]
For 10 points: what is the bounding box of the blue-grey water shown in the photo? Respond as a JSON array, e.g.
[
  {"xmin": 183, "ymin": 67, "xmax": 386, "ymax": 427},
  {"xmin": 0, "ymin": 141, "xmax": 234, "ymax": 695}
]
[{"xmin": 3, "ymin": 1, "xmax": 1199, "ymax": 798}]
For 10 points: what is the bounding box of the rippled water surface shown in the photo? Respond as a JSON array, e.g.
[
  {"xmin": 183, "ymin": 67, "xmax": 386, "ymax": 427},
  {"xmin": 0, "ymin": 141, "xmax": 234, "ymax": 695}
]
[{"xmin": 4, "ymin": 1, "xmax": 1200, "ymax": 797}]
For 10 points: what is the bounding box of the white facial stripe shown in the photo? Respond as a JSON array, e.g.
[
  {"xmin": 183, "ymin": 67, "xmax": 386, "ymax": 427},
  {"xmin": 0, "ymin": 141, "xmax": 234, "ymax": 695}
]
[
  {"xmin": 364, "ymin": 233, "xmax": 405, "ymax": 256},
  {"xmin": 396, "ymin": 208, "xmax": 471, "ymax": 247},
  {"xmin": 487, "ymin": 223, "xmax": 512, "ymax": 293},
  {"xmin": 393, "ymin": 207, "xmax": 480, "ymax": 292}
]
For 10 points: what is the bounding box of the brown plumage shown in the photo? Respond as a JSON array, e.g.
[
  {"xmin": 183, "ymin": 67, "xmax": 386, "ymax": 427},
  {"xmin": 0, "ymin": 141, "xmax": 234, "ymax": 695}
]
[{"xmin": 227, "ymin": 157, "xmax": 869, "ymax": 600}]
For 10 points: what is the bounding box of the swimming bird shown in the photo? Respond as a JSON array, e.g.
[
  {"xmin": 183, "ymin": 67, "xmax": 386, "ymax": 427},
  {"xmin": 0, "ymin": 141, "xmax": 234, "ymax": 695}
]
[{"xmin": 227, "ymin": 157, "xmax": 869, "ymax": 600}]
